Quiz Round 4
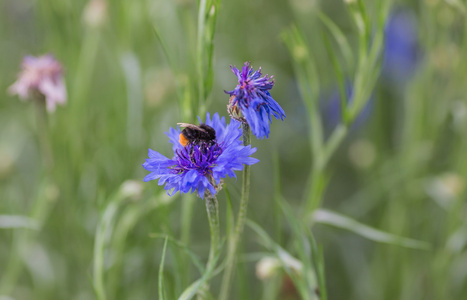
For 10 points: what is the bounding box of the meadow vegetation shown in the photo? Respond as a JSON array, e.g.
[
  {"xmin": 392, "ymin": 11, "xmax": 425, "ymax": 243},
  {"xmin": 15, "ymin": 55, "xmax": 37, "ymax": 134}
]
[{"xmin": 1, "ymin": 0, "xmax": 467, "ymax": 299}]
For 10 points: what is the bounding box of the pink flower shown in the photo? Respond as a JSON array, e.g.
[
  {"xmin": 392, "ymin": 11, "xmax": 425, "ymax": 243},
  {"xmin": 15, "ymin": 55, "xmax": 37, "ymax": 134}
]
[{"xmin": 9, "ymin": 54, "xmax": 67, "ymax": 113}]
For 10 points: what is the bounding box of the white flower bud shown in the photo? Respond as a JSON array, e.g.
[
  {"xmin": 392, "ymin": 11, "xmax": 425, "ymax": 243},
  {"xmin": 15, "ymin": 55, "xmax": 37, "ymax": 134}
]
[
  {"xmin": 256, "ymin": 256, "xmax": 281, "ymax": 280},
  {"xmin": 83, "ymin": 0, "xmax": 108, "ymax": 28},
  {"xmin": 120, "ymin": 180, "xmax": 143, "ymax": 200}
]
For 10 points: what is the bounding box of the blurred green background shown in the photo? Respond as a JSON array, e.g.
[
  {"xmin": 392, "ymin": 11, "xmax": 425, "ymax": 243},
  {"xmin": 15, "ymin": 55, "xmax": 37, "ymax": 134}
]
[{"xmin": 1, "ymin": 0, "xmax": 467, "ymax": 299}]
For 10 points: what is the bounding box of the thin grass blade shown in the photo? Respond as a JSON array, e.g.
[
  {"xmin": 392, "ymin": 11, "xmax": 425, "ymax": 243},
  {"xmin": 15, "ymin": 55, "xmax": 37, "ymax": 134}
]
[
  {"xmin": 158, "ymin": 237, "xmax": 169, "ymax": 300},
  {"xmin": 151, "ymin": 234, "xmax": 205, "ymax": 275},
  {"xmin": 312, "ymin": 209, "xmax": 431, "ymax": 250},
  {"xmin": 0, "ymin": 215, "xmax": 39, "ymax": 230}
]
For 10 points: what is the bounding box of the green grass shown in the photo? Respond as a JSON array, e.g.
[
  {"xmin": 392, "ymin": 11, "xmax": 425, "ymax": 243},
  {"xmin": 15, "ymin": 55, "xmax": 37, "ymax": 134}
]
[{"xmin": 1, "ymin": 0, "xmax": 467, "ymax": 299}]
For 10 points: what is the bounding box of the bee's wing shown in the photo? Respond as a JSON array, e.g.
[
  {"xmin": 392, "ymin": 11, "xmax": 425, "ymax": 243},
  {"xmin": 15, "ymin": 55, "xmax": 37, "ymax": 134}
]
[{"xmin": 177, "ymin": 123, "xmax": 207, "ymax": 133}]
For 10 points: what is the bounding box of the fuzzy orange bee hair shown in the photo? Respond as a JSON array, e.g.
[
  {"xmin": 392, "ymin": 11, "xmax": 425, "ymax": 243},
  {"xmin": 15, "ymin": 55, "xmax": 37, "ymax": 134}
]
[{"xmin": 179, "ymin": 133, "xmax": 189, "ymax": 147}]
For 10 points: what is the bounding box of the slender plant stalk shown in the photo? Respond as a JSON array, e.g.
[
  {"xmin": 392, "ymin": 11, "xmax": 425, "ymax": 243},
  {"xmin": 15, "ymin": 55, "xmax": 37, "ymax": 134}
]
[
  {"xmin": 35, "ymin": 96, "xmax": 54, "ymax": 171},
  {"xmin": 93, "ymin": 201, "xmax": 119, "ymax": 300},
  {"xmin": 0, "ymin": 230, "xmax": 25, "ymax": 295},
  {"xmin": 180, "ymin": 194, "xmax": 195, "ymax": 286},
  {"xmin": 0, "ymin": 97, "xmax": 56, "ymax": 295},
  {"xmin": 205, "ymin": 192, "xmax": 220, "ymax": 268},
  {"xmin": 196, "ymin": 0, "xmax": 207, "ymax": 117},
  {"xmin": 0, "ymin": 184, "xmax": 56, "ymax": 294},
  {"xmin": 305, "ymin": 124, "xmax": 348, "ymax": 214},
  {"xmin": 199, "ymin": 191, "xmax": 220, "ymax": 299},
  {"xmin": 93, "ymin": 190, "xmax": 130, "ymax": 300},
  {"xmin": 70, "ymin": 28, "xmax": 100, "ymax": 166},
  {"xmin": 219, "ymin": 123, "xmax": 251, "ymax": 300}
]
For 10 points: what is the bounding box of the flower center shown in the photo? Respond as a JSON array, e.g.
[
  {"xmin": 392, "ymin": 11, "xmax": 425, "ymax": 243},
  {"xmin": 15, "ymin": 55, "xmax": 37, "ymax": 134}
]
[{"xmin": 172, "ymin": 141, "xmax": 223, "ymax": 175}]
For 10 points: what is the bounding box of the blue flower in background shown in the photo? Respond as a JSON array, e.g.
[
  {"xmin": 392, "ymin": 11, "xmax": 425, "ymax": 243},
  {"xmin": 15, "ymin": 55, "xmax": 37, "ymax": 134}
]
[
  {"xmin": 225, "ymin": 62, "xmax": 286, "ymax": 139},
  {"xmin": 383, "ymin": 9, "xmax": 420, "ymax": 84},
  {"xmin": 143, "ymin": 112, "xmax": 259, "ymax": 199},
  {"xmin": 322, "ymin": 85, "xmax": 373, "ymax": 133}
]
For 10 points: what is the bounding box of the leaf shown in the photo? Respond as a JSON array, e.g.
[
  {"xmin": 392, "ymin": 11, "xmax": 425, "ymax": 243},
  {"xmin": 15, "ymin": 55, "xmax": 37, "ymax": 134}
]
[
  {"xmin": 0, "ymin": 215, "xmax": 39, "ymax": 230},
  {"xmin": 246, "ymin": 220, "xmax": 313, "ymax": 300},
  {"xmin": 306, "ymin": 227, "xmax": 327, "ymax": 300},
  {"xmin": 177, "ymin": 241, "xmax": 221, "ymax": 300},
  {"xmin": 445, "ymin": 0, "xmax": 466, "ymax": 15},
  {"xmin": 224, "ymin": 185, "xmax": 234, "ymax": 239},
  {"xmin": 446, "ymin": 223, "xmax": 467, "ymax": 253},
  {"xmin": 312, "ymin": 209, "xmax": 431, "ymax": 250},
  {"xmin": 281, "ymin": 25, "xmax": 323, "ymax": 158},
  {"xmin": 151, "ymin": 234, "xmax": 205, "ymax": 275},
  {"xmin": 153, "ymin": 26, "xmax": 177, "ymax": 74},
  {"xmin": 317, "ymin": 12, "xmax": 354, "ymax": 70},
  {"xmin": 158, "ymin": 237, "xmax": 169, "ymax": 300},
  {"xmin": 178, "ymin": 278, "xmax": 203, "ymax": 300},
  {"xmin": 321, "ymin": 32, "xmax": 349, "ymax": 125},
  {"xmin": 93, "ymin": 192, "xmax": 118, "ymax": 300},
  {"xmin": 278, "ymin": 200, "xmax": 322, "ymax": 298},
  {"xmin": 272, "ymin": 151, "xmax": 283, "ymax": 243}
]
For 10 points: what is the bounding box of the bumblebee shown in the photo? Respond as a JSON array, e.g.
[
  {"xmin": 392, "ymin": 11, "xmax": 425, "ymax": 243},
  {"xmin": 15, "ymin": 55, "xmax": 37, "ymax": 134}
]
[{"xmin": 177, "ymin": 123, "xmax": 216, "ymax": 147}]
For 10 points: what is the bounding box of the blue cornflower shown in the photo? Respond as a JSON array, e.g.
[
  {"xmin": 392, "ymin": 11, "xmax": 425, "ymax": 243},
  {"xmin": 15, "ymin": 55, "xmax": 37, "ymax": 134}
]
[
  {"xmin": 382, "ymin": 9, "xmax": 420, "ymax": 84},
  {"xmin": 143, "ymin": 112, "xmax": 259, "ymax": 199},
  {"xmin": 322, "ymin": 85, "xmax": 373, "ymax": 133},
  {"xmin": 225, "ymin": 62, "xmax": 285, "ymax": 139}
]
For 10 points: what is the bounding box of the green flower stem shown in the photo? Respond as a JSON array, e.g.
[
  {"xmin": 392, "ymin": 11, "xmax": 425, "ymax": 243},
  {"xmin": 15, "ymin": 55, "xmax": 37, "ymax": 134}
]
[
  {"xmin": 220, "ymin": 123, "xmax": 251, "ymax": 300},
  {"xmin": 180, "ymin": 194, "xmax": 195, "ymax": 286},
  {"xmin": 205, "ymin": 192, "xmax": 220, "ymax": 269},
  {"xmin": 0, "ymin": 97, "xmax": 56, "ymax": 295},
  {"xmin": 0, "ymin": 230, "xmax": 26, "ymax": 295},
  {"xmin": 35, "ymin": 97, "xmax": 54, "ymax": 171},
  {"xmin": 305, "ymin": 124, "xmax": 348, "ymax": 214},
  {"xmin": 196, "ymin": 0, "xmax": 207, "ymax": 116},
  {"xmin": 0, "ymin": 180, "xmax": 56, "ymax": 295}
]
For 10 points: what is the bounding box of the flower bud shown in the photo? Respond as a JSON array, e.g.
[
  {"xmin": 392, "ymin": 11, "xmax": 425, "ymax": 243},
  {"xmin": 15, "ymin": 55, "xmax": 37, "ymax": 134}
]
[
  {"xmin": 256, "ymin": 256, "xmax": 281, "ymax": 280},
  {"xmin": 83, "ymin": 0, "xmax": 108, "ymax": 28}
]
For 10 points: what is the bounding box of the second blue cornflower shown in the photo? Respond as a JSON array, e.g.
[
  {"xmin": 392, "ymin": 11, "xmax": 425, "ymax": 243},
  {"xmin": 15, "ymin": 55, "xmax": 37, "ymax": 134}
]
[{"xmin": 225, "ymin": 62, "xmax": 285, "ymax": 139}]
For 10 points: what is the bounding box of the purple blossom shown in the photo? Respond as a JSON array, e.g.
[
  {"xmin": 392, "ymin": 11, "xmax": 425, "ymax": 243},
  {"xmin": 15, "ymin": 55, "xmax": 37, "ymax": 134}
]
[
  {"xmin": 382, "ymin": 9, "xmax": 420, "ymax": 84},
  {"xmin": 142, "ymin": 112, "xmax": 259, "ymax": 199},
  {"xmin": 322, "ymin": 85, "xmax": 373, "ymax": 133},
  {"xmin": 225, "ymin": 62, "xmax": 285, "ymax": 139},
  {"xmin": 9, "ymin": 54, "xmax": 67, "ymax": 113}
]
